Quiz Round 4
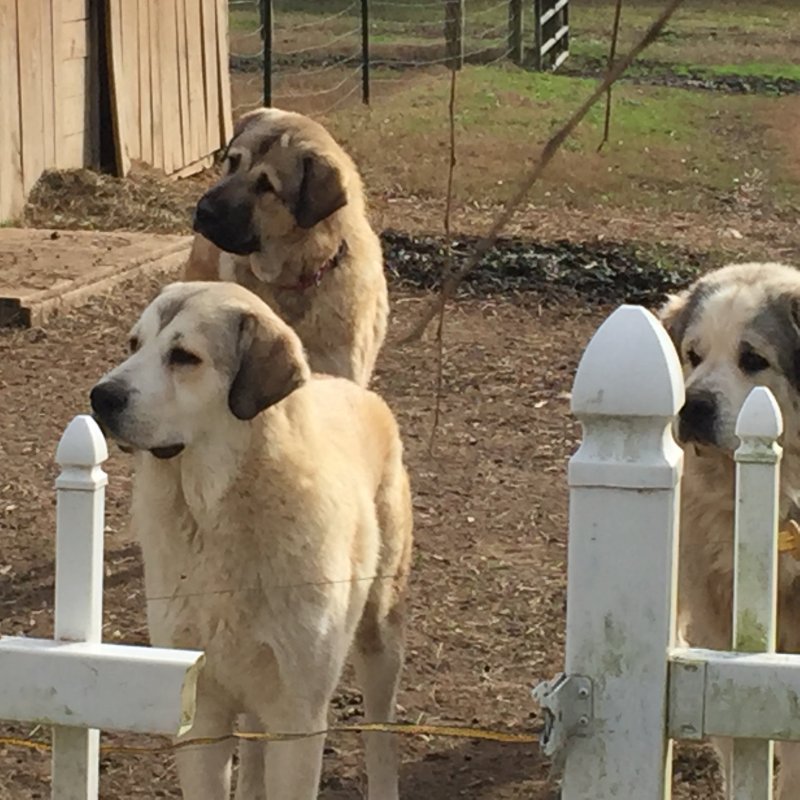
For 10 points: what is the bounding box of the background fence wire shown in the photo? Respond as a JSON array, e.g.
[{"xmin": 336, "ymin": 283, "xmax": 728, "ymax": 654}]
[{"xmin": 228, "ymin": 0, "xmax": 536, "ymax": 118}]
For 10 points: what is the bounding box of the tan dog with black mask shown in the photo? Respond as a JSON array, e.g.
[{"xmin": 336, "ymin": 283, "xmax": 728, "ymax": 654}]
[{"xmin": 187, "ymin": 107, "xmax": 388, "ymax": 388}]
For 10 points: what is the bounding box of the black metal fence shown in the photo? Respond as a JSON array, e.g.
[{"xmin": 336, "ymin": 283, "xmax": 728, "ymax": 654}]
[{"xmin": 236, "ymin": 0, "xmax": 569, "ymax": 109}]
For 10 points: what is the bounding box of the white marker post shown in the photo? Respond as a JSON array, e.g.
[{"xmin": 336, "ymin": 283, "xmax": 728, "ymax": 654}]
[
  {"xmin": 52, "ymin": 414, "xmax": 107, "ymax": 797},
  {"xmin": 561, "ymin": 306, "xmax": 684, "ymax": 799},
  {"xmin": 732, "ymin": 387, "xmax": 782, "ymax": 800},
  {"xmin": 0, "ymin": 415, "xmax": 204, "ymax": 800}
]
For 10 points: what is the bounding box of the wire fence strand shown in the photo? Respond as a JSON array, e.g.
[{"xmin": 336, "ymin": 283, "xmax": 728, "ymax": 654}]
[
  {"xmin": 144, "ymin": 571, "xmax": 401, "ymax": 604},
  {"xmin": 227, "ymin": 0, "xmax": 530, "ymax": 116},
  {"xmin": 0, "ymin": 721, "xmax": 544, "ymax": 758},
  {"xmin": 274, "ymin": 2, "xmax": 359, "ymax": 33},
  {"xmin": 279, "ymin": 25, "xmax": 362, "ymax": 58}
]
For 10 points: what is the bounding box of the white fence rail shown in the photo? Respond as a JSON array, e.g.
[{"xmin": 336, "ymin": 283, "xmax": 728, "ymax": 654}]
[
  {"xmin": 534, "ymin": 304, "xmax": 800, "ymax": 799},
  {"xmin": 0, "ymin": 415, "xmax": 205, "ymax": 800}
]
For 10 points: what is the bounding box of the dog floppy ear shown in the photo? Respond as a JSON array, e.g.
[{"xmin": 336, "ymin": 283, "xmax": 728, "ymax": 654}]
[
  {"xmin": 658, "ymin": 293, "xmax": 687, "ymax": 336},
  {"xmin": 786, "ymin": 294, "xmax": 800, "ymax": 331},
  {"xmin": 228, "ymin": 312, "xmax": 310, "ymax": 421},
  {"xmin": 773, "ymin": 291, "xmax": 800, "ymax": 391},
  {"xmin": 657, "ymin": 287, "xmax": 701, "ymax": 352},
  {"xmin": 294, "ymin": 155, "xmax": 347, "ymax": 229}
]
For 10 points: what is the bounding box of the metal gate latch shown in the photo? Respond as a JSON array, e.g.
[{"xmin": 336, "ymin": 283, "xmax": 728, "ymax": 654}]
[{"xmin": 531, "ymin": 673, "xmax": 593, "ymax": 762}]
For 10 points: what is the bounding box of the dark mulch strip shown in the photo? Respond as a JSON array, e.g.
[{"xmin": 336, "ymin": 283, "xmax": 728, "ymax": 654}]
[
  {"xmin": 637, "ymin": 72, "xmax": 800, "ymax": 96},
  {"xmin": 22, "ymin": 167, "xmax": 709, "ymax": 308},
  {"xmin": 381, "ymin": 229, "xmax": 708, "ymax": 306},
  {"xmin": 562, "ymin": 57, "xmax": 800, "ymax": 96}
]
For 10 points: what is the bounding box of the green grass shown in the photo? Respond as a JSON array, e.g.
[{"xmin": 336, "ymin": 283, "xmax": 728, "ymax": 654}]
[
  {"xmin": 326, "ymin": 64, "xmax": 800, "ymax": 213},
  {"xmin": 229, "ymin": 7, "xmax": 259, "ymax": 32},
  {"xmin": 372, "ymin": 68, "xmax": 712, "ymax": 144},
  {"xmin": 568, "ymin": 1, "xmax": 800, "ymax": 69},
  {"xmin": 700, "ymin": 62, "xmax": 800, "ymax": 81},
  {"xmin": 230, "ymin": 0, "xmax": 533, "ymax": 48},
  {"xmin": 566, "ymin": 52, "xmax": 800, "ymax": 84},
  {"xmin": 231, "ymin": 0, "xmax": 800, "ymax": 79},
  {"xmin": 231, "ymin": 0, "xmax": 800, "ymax": 76},
  {"xmin": 272, "ymin": 0, "xmax": 512, "ymax": 24},
  {"xmin": 227, "ymin": 1, "xmax": 800, "ymax": 216}
]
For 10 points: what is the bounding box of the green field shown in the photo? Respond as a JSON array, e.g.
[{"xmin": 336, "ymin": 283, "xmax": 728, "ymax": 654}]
[{"xmin": 226, "ymin": 1, "xmax": 800, "ymax": 216}]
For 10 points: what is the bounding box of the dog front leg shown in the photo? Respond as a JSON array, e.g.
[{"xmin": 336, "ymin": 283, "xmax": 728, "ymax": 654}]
[
  {"xmin": 174, "ymin": 683, "xmax": 236, "ymax": 800},
  {"xmin": 234, "ymin": 712, "xmax": 266, "ymax": 800},
  {"xmin": 259, "ymin": 699, "xmax": 329, "ymax": 800}
]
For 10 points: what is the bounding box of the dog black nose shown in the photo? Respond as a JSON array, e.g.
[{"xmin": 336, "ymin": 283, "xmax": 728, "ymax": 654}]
[
  {"xmin": 193, "ymin": 196, "xmax": 215, "ymax": 231},
  {"xmin": 90, "ymin": 380, "xmax": 129, "ymax": 420},
  {"xmin": 678, "ymin": 391, "xmax": 717, "ymax": 445}
]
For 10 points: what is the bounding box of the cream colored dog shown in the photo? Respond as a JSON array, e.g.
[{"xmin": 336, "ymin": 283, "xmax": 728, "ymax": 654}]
[
  {"xmin": 90, "ymin": 282, "xmax": 413, "ymax": 800},
  {"xmin": 186, "ymin": 107, "xmax": 388, "ymax": 388},
  {"xmin": 660, "ymin": 261, "xmax": 800, "ymax": 798}
]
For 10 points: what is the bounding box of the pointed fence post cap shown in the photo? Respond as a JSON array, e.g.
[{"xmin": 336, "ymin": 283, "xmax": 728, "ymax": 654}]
[
  {"xmin": 735, "ymin": 386, "xmax": 782, "ymax": 440},
  {"xmin": 56, "ymin": 415, "xmax": 109, "ymax": 467},
  {"xmin": 572, "ymin": 305, "xmax": 684, "ymax": 418}
]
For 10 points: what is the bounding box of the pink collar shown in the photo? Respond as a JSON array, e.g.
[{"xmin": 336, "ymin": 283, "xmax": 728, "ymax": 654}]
[{"xmin": 275, "ymin": 241, "xmax": 348, "ymax": 292}]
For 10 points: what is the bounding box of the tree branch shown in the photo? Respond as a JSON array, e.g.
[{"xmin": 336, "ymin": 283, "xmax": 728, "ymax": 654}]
[
  {"xmin": 598, "ymin": 0, "xmax": 624, "ymax": 153},
  {"xmin": 399, "ymin": 0, "xmax": 684, "ymax": 345},
  {"xmin": 428, "ymin": 67, "xmax": 459, "ymax": 453}
]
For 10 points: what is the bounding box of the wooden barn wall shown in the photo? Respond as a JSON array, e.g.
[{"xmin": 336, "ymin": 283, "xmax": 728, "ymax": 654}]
[
  {"xmin": 0, "ymin": 0, "xmax": 232, "ymax": 221},
  {"xmin": 0, "ymin": 0, "xmax": 93, "ymax": 220},
  {"xmin": 106, "ymin": 0, "xmax": 233, "ymax": 178}
]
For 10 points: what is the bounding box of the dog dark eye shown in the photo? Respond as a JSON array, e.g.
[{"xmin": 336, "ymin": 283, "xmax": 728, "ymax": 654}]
[
  {"xmin": 227, "ymin": 153, "xmax": 241, "ymax": 173},
  {"xmin": 687, "ymin": 349, "xmax": 702, "ymax": 368},
  {"xmin": 168, "ymin": 347, "xmax": 202, "ymax": 367},
  {"xmin": 129, "ymin": 336, "xmax": 140, "ymax": 353},
  {"xmin": 255, "ymin": 173, "xmax": 273, "ymax": 194},
  {"xmin": 739, "ymin": 350, "xmax": 769, "ymax": 374}
]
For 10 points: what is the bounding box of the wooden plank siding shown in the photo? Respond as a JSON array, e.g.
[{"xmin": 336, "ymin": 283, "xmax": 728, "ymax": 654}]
[
  {"xmin": 200, "ymin": 0, "xmax": 220, "ymax": 150},
  {"xmin": 216, "ymin": 0, "xmax": 233, "ymax": 141},
  {"xmin": 107, "ymin": 0, "xmax": 232, "ymax": 175},
  {"xmin": 0, "ymin": 0, "xmax": 24, "ymax": 219},
  {"xmin": 0, "ymin": 0, "xmax": 231, "ymax": 221},
  {"xmin": 137, "ymin": 0, "xmax": 152, "ymax": 164},
  {"xmin": 16, "ymin": 0, "xmax": 47, "ymax": 195}
]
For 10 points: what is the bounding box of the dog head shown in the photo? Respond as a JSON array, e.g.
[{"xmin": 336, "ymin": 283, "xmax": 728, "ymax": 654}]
[
  {"xmin": 90, "ymin": 282, "xmax": 310, "ymax": 458},
  {"xmin": 192, "ymin": 108, "xmax": 349, "ymax": 256},
  {"xmin": 659, "ymin": 262, "xmax": 800, "ymax": 453}
]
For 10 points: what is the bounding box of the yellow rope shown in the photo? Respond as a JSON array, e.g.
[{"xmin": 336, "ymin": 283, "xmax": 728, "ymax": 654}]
[
  {"xmin": 0, "ymin": 721, "xmax": 540, "ymax": 755},
  {"xmin": 779, "ymin": 520, "xmax": 800, "ymax": 559}
]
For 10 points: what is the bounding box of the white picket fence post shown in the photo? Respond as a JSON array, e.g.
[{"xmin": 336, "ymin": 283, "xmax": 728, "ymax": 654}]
[
  {"xmin": 0, "ymin": 415, "xmax": 205, "ymax": 800},
  {"xmin": 732, "ymin": 387, "xmax": 782, "ymax": 799},
  {"xmin": 51, "ymin": 415, "xmax": 107, "ymax": 799},
  {"xmin": 533, "ymin": 305, "xmax": 800, "ymax": 797},
  {"xmin": 556, "ymin": 305, "xmax": 684, "ymax": 798}
]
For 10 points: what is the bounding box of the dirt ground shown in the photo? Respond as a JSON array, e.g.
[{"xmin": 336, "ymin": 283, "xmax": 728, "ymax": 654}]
[
  {"xmin": 2, "ymin": 0, "xmax": 797, "ymax": 792},
  {"xmin": 0, "ymin": 254, "xmax": 728, "ymax": 798}
]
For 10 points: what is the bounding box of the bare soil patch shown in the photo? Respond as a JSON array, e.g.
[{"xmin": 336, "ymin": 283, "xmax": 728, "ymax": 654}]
[{"xmin": 0, "ymin": 229, "xmax": 189, "ymax": 327}]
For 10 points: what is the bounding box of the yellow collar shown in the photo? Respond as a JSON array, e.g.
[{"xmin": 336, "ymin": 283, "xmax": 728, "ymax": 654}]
[{"xmin": 779, "ymin": 519, "xmax": 800, "ymax": 559}]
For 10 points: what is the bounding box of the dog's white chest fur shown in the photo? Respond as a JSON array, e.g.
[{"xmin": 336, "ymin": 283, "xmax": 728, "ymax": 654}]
[{"xmin": 130, "ymin": 449, "xmax": 379, "ymax": 671}]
